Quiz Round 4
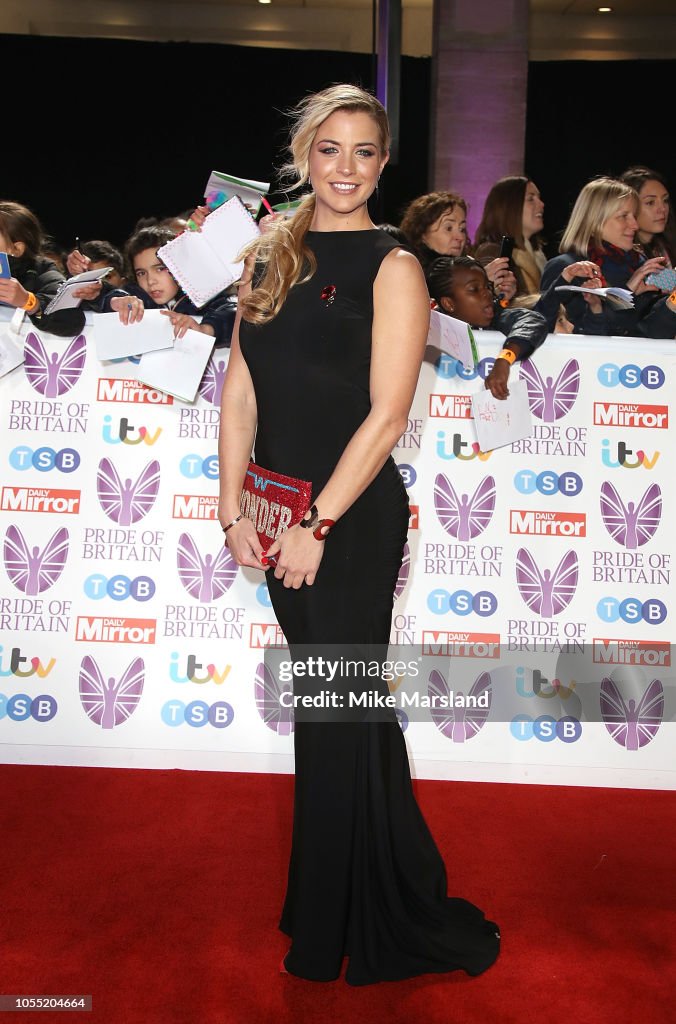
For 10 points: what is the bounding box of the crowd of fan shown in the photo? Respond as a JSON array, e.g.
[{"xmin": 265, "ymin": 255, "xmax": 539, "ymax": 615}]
[{"xmin": 1, "ymin": 166, "xmax": 674, "ymax": 361}]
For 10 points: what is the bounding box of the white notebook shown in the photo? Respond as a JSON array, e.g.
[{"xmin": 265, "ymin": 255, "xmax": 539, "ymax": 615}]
[
  {"xmin": 157, "ymin": 197, "xmax": 260, "ymax": 308},
  {"xmin": 44, "ymin": 266, "xmax": 113, "ymax": 314},
  {"xmin": 135, "ymin": 329, "xmax": 215, "ymax": 403}
]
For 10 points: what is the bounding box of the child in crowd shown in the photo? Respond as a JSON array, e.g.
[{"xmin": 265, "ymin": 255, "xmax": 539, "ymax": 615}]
[
  {"xmin": 426, "ymin": 255, "xmax": 548, "ymax": 399},
  {"xmin": 0, "ymin": 200, "xmax": 85, "ymax": 336},
  {"xmin": 68, "ymin": 239, "xmax": 127, "ymax": 288},
  {"xmin": 87, "ymin": 224, "xmax": 236, "ymax": 346}
]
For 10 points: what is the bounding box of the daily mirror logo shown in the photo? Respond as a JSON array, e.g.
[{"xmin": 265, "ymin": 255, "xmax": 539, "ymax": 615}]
[
  {"xmin": 75, "ymin": 617, "xmax": 157, "ymax": 644},
  {"xmin": 96, "ymin": 378, "xmax": 173, "ymax": 404},
  {"xmin": 0, "ymin": 487, "xmax": 80, "ymax": 514},
  {"xmin": 593, "ymin": 403, "xmax": 668, "ymax": 429}
]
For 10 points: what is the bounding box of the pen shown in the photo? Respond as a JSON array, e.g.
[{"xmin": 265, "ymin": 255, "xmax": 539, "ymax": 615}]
[{"xmin": 260, "ymin": 196, "xmax": 274, "ymax": 216}]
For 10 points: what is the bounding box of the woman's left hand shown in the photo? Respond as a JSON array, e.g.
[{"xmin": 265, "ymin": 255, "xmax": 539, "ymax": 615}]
[
  {"xmin": 0, "ymin": 277, "xmax": 29, "ymax": 309},
  {"xmin": 485, "ymin": 357, "xmax": 510, "ymax": 400},
  {"xmin": 627, "ymin": 256, "xmax": 666, "ymax": 295},
  {"xmin": 265, "ymin": 524, "xmax": 326, "ymax": 589}
]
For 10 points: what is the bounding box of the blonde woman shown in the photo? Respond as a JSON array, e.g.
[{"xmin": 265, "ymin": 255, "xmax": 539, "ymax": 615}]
[
  {"xmin": 218, "ymin": 84, "xmax": 499, "ymax": 985},
  {"xmin": 536, "ymin": 176, "xmax": 676, "ymax": 337}
]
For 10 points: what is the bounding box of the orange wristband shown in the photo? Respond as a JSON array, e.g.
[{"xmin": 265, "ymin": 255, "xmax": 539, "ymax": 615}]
[
  {"xmin": 22, "ymin": 291, "xmax": 38, "ymax": 313},
  {"xmin": 667, "ymin": 289, "xmax": 676, "ymax": 311},
  {"xmin": 497, "ymin": 348, "xmax": 517, "ymax": 365}
]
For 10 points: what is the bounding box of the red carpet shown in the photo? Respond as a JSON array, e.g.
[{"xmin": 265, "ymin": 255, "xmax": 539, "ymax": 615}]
[{"xmin": 1, "ymin": 765, "xmax": 674, "ymax": 1024}]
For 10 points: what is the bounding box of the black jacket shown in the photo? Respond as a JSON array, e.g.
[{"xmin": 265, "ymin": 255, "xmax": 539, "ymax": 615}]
[
  {"xmin": 486, "ymin": 304, "xmax": 548, "ymax": 360},
  {"xmin": 9, "ymin": 255, "xmax": 85, "ymax": 337}
]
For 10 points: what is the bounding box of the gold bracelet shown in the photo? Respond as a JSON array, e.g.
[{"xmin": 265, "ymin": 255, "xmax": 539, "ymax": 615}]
[
  {"xmin": 22, "ymin": 291, "xmax": 38, "ymax": 313},
  {"xmin": 221, "ymin": 514, "xmax": 243, "ymax": 534},
  {"xmin": 497, "ymin": 348, "xmax": 517, "ymax": 365}
]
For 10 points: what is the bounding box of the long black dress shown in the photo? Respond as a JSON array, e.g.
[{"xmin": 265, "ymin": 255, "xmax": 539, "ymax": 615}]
[{"xmin": 239, "ymin": 229, "xmax": 500, "ymax": 985}]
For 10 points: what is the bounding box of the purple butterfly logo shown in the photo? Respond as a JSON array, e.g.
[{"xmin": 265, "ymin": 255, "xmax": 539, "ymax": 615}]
[
  {"xmin": 428, "ymin": 668, "xmax": 491, "ymax": 742},
  {"xmin": 434, "ymin": 473, "xmax": 495, "ymax": 540},
  {"xmin": 79, "ymin": 655, "xmax": 144, "ymax": 729},
  {"xmin": 198, "ymin": 353, "xmax": 229, "ymax": 406},
  {"xmin": 177, "ymin": 533, "xmax": 238, "ymax": 602},
  {"xmin": 97, "ymin": 458, "xmax": 160, "ymax": 525},
  {"xmin": 600, "ymin": 677, "xmax": 664, "ymax": 749},
  {"xmin": 394, "ymin": 542, "xmax": 410, "ymax": 601},
  {"xmin": 24, "ymin": 333, "xmax": 86, "ymax": 396},
  {"xmin": 600, "ymin": 481, "xmax": 661, "ymax": 549},
  {"xmin": 519, "ymin": 357, "xmax": 579, "ymax": 421},
  {"xmin": 516, "ymin": 548, "xmax": 578, "ymax": 617},
  {"xmin": 254, "ymin": 662, "xmax": 294, "ymax": 735},
  {"xmin": 4, "ymin": 525, "xmax": 69, "ymax": 595}
]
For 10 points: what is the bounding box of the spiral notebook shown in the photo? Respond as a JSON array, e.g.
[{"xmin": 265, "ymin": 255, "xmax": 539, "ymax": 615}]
[{"xmin": 157, "ymin": 197, "xmax": 260, "ymax": 308}]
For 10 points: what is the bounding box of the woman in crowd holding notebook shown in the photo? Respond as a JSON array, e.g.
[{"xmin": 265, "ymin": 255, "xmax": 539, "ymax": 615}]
[
  {"xmin": 0, "ymin": 200, "xmax": 85, "ymax": 337},
  {"xmin": 536, "ymin": 176, "xmax": 676, "ymax": 336},
  {"xmin": 218, "ymin": 83, "xmax": 500, "ymax": 986}
]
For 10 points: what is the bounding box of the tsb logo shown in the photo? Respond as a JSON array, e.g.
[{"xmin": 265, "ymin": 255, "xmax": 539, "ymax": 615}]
[
  {"xmin": 427, "ymin": 589, "xmax": 497, "ymax": 617},
  {"xmin": 510, "ymin": 715, "xmax": 582, "ymax": 742},
  {"xmin": 596, "ymin": 597, "xmax": 667, "ymax": 625},
  {"xmin": 0, "ymin": 693, "xmax": 58, "ymax": 722},
  {"xmin": 179, "ymin": 454, "xmax": 219, "ymax": 480},
  {"xmin": 83, "ymin": 574, "xmax": 156, "ymax": 602},
  {"xmin": 513, "ymin": 470, "xmax": 582, "ymax": 496},
  {"xmin": 597, "ymin": 363, "xmax": 665, "ymax": 389},
  {"xmin": 9, "ymin": 446, "xmax": 80, "ymax": 474},
  {"xmin": 434, "ymin": 354, "xmax": 496, "ymax": 381},
  {"xmin": 161, "ymin": 699, "xmax": 234, "ymax": 728}
]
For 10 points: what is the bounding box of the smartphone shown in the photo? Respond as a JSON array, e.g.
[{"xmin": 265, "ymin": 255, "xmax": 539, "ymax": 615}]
[
  {"xmin": 499, "ymin": 236, "xmax": 515, "ymax": 262},
  {"xmin": 0, "ymin": 252, "xmax": 11, "ymax": 279},
  {"xmin": 645, "ymin": 267, "xmax": 676, "ymax": 293}
]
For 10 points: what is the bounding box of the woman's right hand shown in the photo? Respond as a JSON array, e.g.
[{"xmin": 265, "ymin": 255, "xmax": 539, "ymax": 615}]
[
  {"xmin": 561, "ymin": 260, "xmax": 602, "ymax": 284},
  {"xmin": 627, "ymin": 256, "xmax": 666, "ymax": 294},
  {"xmin": 222, "ymin": 516, "xmax": 267, "ymax": 571}
]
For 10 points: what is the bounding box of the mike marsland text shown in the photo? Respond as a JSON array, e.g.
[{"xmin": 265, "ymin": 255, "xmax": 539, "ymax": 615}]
[{"xmin": 278, "ymin": 690, "xmax": 489, "ymax": 710}]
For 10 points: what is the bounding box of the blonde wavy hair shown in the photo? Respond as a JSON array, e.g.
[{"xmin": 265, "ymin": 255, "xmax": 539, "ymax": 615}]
[
  {"xmin": 559, "ymin": 177, "xmax": 639, "ymax": 257},
  {"xmin": 239, "ymin": 84, "xmax": 390, "ymax": 324}
]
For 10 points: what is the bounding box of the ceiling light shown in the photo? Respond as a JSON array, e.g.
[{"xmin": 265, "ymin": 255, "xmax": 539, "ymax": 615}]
[
  {"xmin": 258, "ymin": 0, "xmax": 272, "ymax": 4},
  {"xmin": 597, "ymin": 6, "xmax": 613, "ymax": 11}
]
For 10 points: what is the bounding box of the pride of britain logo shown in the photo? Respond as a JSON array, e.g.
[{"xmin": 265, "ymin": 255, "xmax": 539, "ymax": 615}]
[
  {"xmin": 599, "ymin": 482, "xmax": 661, "ymax": 549},
  {"xmin": 176, "ymin": 534, "xmax": 238, "ymax": 602},
  {"xmin": 4, "ymin": 526, "xmax": 69, "ymax": 594},
  {"xmin": 434, "ymin": 473, "xmax": 495, "ymax": 540},
  {"xmin": 428, "ymin": 668, "xmax": 491, "ymax": 743},
  {"xmin": 519, "ymin": 358, "xmax": 580, "ymax": 421},
  {"xmin": 24, "ymin": 334, "xmax": 86, "ymax": 396},
  {"xmin": 516, "ymin": 549, "xmax": 578, "ymax": 618},
  {"xmin": 96, "ymin": 458, "xmax": 160, "ymax": 525},
  {"xmin": 78, "ymin": 655, "xmax": 144, "ymax": 729},
  {"xmin": 600, "ymin": 675, "xmax": 664, "ymax": 749}
]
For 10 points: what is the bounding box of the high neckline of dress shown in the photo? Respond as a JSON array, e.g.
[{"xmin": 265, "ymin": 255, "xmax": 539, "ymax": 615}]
[{"xmin": 306, "ymin": 229, "xmax": 378, "ymax": 236}]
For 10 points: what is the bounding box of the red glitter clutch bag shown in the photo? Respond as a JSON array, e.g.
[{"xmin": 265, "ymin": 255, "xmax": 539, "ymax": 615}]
[{"xmin": 240, "ymin": 461, "xmax": 312, "ymax": 551}]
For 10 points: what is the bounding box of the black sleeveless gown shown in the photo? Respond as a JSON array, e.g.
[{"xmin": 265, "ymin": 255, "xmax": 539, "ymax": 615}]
[{"xmin": 239, "ymin": 229, "xmax": 500, "ymax": 985}]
